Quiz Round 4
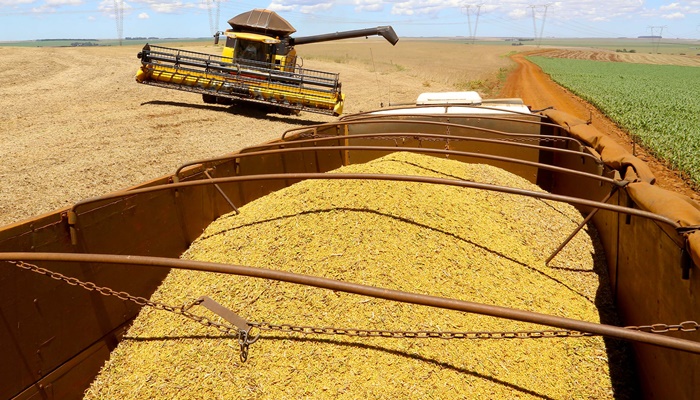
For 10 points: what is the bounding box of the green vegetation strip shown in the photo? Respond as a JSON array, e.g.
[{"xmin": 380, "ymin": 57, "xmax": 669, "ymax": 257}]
[
  {"xmin": 528, "ymin": 56, "xmax": 700, "ymax": 185},
  {"xmin": 85, "ymin": 152, "xmax": 635, "ymax": 399}
]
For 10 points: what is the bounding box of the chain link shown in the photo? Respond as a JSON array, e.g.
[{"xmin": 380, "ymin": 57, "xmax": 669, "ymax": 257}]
[
  {"xmin": 626, "ymin": 321, "xmax": 700, "ymax": 333},
  {"xmin": 248, "ymin": 321, "xmax": 592, "ymax": 340},
  {"xmin": 8, "ymin": 260, "xmax": 699, "ymax": 345}
]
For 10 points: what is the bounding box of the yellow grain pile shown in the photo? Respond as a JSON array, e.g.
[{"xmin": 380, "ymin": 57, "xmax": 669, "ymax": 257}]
[{"xmin": 85, "ymin": 152, "xmax": 635, "ymax": 399}]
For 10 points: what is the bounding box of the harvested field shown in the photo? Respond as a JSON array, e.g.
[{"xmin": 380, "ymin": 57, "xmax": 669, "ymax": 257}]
[
  {"xmin": 84, "ymin": 152, "xmax": 636, "ymax": 399},
  {"xmin": 533, "ymin": 48, "xmax": 700, "ymax": 66},
  {"xmin": 0, "ymin": 41, "xmax": 510, "ymax": 227}
]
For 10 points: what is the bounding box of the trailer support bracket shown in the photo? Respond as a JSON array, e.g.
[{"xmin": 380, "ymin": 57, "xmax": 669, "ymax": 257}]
[{"xmin": 186, "ymin": 296, "xmax": 259, "ymax": 361}]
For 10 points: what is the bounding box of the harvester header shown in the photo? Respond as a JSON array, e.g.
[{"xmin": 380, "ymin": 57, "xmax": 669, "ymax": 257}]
[{"xmin": 135, "ymin": 9, "xmax": 399, "ymax": 116}]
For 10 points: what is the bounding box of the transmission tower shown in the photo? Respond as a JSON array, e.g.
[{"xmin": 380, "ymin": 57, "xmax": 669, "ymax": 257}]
[
  {"xmin": 114, "ymin": 0, "xmax": 124, "ymax": 46},
  {"xmin": 529, "ymin": 4, "xmax": 552, "ymax": 47},
  {"xmin": 539, "ymin": 4, "xmax": 551, "ymax": 46},
  {"xmin": 462, "ymin": 3, "xmax": 484, "ymax": 44},
  {"xmin": 207, "ymin": 0, "xmax": 221, "ymax": 36},
  {"xmin": 647, "ymin": 25, "xmax": 667, "ymax": 53}
]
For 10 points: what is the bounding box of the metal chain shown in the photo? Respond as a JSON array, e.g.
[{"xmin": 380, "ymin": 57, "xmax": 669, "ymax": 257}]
[
  {"xmin": 9, "ymin": 261, "xmax": 241, "ymax": 337},
  {"xmin": 626, "ymin": 321, "xmax": 700, "ymax": 334},
  {"xmin": 9, "ymin": 260, "xmax": 700, "ymax": 342},
  {"xmin": 248, "ymin": 321, "xmax": 592, "ymax": 339}
]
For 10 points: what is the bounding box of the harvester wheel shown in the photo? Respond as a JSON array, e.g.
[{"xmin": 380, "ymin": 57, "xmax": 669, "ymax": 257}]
[
  {"xmin": 275, "ymin": 106, "xmax": 301, "ymax": 116},
  {"xmin": 216, "ymin": 97, "xmax": 234, "ymax": 106},
  {"xmin": 202, "ymin": 94, "xmax": 217, "ymax": 104}
]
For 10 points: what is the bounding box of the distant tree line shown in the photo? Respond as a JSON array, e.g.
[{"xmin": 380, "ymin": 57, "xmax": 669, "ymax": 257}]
[
  {"xmin": 36, "ymin": 38, "xmax": 99, "ymax": 41},
  {"xmin": 35, "ymin": 37, "xmax": 160, "ymax": 42},
  {"xmin": 71, "ymin": 42, "xmax": 99, "ymax": 47}
]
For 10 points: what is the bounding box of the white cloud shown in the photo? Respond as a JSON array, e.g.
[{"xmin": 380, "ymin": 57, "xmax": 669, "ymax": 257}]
[
  {"xmin": 299, "ymin": 3, "xmax": 333, "ymax": 14},
  {"xmin": 390, "ymin": 4, "xmax": 413, "ymax": 16},
  {"xmin": 45, "ymin": 0, "xmax": 82, "ymax": 5},
  {"xmin": 507, "ymin": 9, "xmax": 527, "ymax": 19},
  {"xmin": 138, "ymin": 11, "xmax": 149, "ymax": 18},
  {"xmin": 390, "ymin": 0, "xmax": 462, "ymax": 16},
  {"xmin": 639, "ymin": 0, "xmax": 698, "ymax": 18},
  {"xmin": 0, "ymin": 0, "xmax": 35, "ymax": 6},
  {"xmin": 659, "ymin": 2, "xmax": 680, "ymax": 11},
  {"xmin": 268, "ymin": 3, "xmax": 296, "ymax": 12},
  {"xmin": 537, "ymin": 1, "xmax": 644, "ymax": 21},
  {"xmin": 150, "ymin": 2, "xmax": 188, "ymax": 13},
  {"xmin": 267, "ymin": 0, "xmax": 327, "ymax": 14},
  {"xmin": 28, "ymin": 0, "xmax": 82, "ymax": 12},
  {"xmin": 354, "ymin": 0, "xmax": 383, "ymax": 12},
  {"xmin": 661, "ymin": 11, "xmax": 685, "ymax": 19},
  {"xmin": 384, "ymin": 0, "xmax": 655, "ymax": 23},
  {"xmin": 32, "ymin": 5, "xmax": 55, "ymax": 13},
  {"xmin": 126, "ymin": 0, "xmax": 194, "ymax": 13},
  {"xmin": 98, "ymin": 0, "xmax": 132, "ymax": 18}
]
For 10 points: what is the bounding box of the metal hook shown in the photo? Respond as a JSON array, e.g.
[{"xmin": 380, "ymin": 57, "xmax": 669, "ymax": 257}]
[{"xmin": 238, "ymin": 328, "xmax": 261, "ymax": 362}]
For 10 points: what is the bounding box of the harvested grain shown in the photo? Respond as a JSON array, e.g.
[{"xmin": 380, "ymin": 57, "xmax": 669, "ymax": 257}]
[{"xmin": 85, "ymin": 152, "xmax": 635, "ymax": 399}]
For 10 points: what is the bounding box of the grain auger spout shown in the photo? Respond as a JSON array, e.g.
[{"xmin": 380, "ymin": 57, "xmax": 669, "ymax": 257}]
[
  {"xmin": 290, "ymin": 26, "xmax": 399, "ymax": 46},
  {"xmin": 135, "ymin": 8, "xmax": 399, "ymax": 116}
]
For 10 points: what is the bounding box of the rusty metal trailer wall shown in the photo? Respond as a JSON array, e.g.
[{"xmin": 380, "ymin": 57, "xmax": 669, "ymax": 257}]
[
  {"xmin": 0, "ymin": 144, "xmax": 346, "ymax": 399},
  {"xmin": 612, "ymin": 189, "xmax": 698, "ymax": 398},
  {"xmin": 334, "ymin": 115, "xmax": 543, "ymax": 181},
  {"xmin": 0, "ymin": 113, "xmax": 697, "ymax": 399}
]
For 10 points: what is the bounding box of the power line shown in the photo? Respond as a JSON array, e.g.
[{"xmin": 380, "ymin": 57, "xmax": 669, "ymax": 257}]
[
  {"xmin": 477, "ymin": 14, "xmax": 533, "ymax": 37},
  {"xmin": 113, "ymin": 0, "xmax": 124, "ymax": 45},
  {"xmin": 647, "ymin": 25, "xmax": 667, "ymax": 53},
  {"xmin": 529, "ymin": 3, "xmax": 551, "ymax": 47},
  {"xmin": 461, "ymin": 3, "xmax": 484, "ymax": 44},
  {"xmin": 539, "ymin": 3, "xmax": 551, "ymax": 46},
  {"xmin": 548, "ymin": 17, "xmax": 629, "ymax": 38},
  {"xmin": 206, "ymin": 0, "xmax": 221, "ymax": 36}
]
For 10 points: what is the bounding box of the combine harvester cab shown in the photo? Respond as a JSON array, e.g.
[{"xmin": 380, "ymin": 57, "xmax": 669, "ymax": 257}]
[
  {"xmin": 135, "ymin": 9, "xmax": 398, "ymax": 116},
  {"xmin": 2, "ymin": 92, "xmax": 700, "ymax": 399}
]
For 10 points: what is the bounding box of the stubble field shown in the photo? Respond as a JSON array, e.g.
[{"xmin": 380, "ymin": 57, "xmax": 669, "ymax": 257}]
[
  {"xmin": 531, "ymin": 48, "xmax": 700, "ymax": 66},
  {"xmin": 0, "ymin": 40, "xmax": 511, "ymax": 226}
]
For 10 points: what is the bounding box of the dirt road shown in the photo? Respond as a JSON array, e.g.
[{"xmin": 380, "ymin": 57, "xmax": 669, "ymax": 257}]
[{"xmin": 500, "ymin": 52, "xmax": 699, "ymax": 202}]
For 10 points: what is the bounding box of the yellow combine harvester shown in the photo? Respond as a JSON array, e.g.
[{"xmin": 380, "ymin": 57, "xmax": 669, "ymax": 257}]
[{"xmin": 135, "ymin": 9, "xmax": 399, "ymax": 115}]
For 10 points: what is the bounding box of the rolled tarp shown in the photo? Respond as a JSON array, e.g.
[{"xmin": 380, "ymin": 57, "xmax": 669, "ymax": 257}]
[
  {"xmin": 542, "ymin": 108, "xmax": 700, "ymax": 267},
  {"xmin": 542, "ymin": 109, "xmax": 655, "ymax": 184},
  {"xmin": 627, "ymin": 181, "xmax": 700, "ymax": 267}
]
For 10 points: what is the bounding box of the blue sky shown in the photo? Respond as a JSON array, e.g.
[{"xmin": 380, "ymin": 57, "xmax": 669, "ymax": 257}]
[{"xmin": 0, "ymin": 0, "xmax": 698, "ymax": 41}]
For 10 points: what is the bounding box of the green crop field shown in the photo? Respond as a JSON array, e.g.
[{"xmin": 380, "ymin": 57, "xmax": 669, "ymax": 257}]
[{"xmin": 528, "ymin": 56, "xmax": 700, "ymax": 186}]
